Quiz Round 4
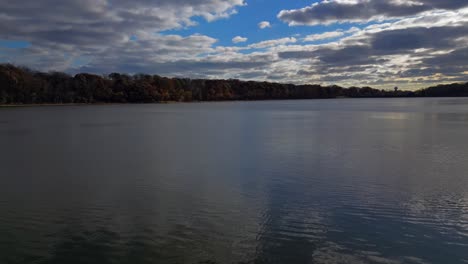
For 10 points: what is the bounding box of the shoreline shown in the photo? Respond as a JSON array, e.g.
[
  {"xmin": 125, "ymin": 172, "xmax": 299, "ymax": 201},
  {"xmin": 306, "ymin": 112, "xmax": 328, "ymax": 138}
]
[
  {"xmin": 1, "ymin": 96, "xmax": 467, "ymax": 108},
  {"xmin": 0, "ymin": 101, "xmax": 182, "ymax": 108},
  {"xmin": 1, "ymin": 65, "xmax": 466, "ymax": 107}
]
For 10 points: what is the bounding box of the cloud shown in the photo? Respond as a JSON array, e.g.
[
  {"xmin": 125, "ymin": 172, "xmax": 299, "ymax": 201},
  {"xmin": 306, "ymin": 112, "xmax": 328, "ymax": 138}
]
[
  {"xmin": 248, "ymin": 37, "xmax": 297, "ymax": 49},
  {"xmin": 276, "ymin": 9, "xmax": 468, "ymax": 88},
  {"xmin": 258, "ymin": 21, "xmax": 271, "ymax": 29},
  {"xmin": 0, "ymin": 0, "xmax": 245, "ymax": 48},
  {"xmin": 79, "ymin": 47, "xmax": 276, "ymax": 80},
  {"xmin": 0, "ymin": 0, "xmax": 467, "ymax": 90},
  {"xmin": 302, "ymin": 28, "xmax": 362, "ymax": 42},
  {"xmin": 278, "ymin": 0, "xmax": 468, "ymax": 26},
  {"xmin": 304, "ymin": 31, "xmax": 345, "ymax": 42},
  {"xmin": 0, "ymin": 0, "xmax": 245, "ymax": 71},
  {"xmin": 232, "ymin": 36, "xmax": 248, "ymax": 43}
]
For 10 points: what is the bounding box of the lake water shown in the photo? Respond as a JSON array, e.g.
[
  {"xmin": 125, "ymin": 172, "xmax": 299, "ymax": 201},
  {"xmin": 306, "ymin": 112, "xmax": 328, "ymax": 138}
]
[{"xmin": 1, "ymin": 98, "xmax": 468, "ymax": 264}]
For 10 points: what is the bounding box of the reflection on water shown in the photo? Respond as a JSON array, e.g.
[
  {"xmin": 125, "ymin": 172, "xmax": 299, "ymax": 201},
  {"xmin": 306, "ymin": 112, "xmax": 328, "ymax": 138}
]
[
  {"xmin": 79, "ymin": 122, "xmax": 123, "ymax": 128},
  {"xmin": 1, "ymin": 98, "xmax": 468, "ymax": 264},
  {"xmin": 370, "ymin": 112, "xmax": 410, "ymax": 120}
]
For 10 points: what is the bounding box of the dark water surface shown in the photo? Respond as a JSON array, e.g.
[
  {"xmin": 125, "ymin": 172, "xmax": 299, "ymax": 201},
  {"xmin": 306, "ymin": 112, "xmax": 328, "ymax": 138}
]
[{"xmin": 1, "ymin": 98, "xmax": 468, "ymax": 264}]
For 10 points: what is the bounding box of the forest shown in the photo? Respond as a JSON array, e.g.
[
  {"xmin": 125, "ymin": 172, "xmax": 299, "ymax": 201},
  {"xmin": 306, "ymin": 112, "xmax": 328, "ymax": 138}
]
[{"xmin": 1, "ymin": 64, "xmax": 467, "ymax": 105}]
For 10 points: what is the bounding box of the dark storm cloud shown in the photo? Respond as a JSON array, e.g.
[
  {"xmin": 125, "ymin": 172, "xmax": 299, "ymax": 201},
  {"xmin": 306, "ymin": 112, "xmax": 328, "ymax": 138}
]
[{"xmin": 278, "ymin": 0, "xmax": 468, "ymax": 25}]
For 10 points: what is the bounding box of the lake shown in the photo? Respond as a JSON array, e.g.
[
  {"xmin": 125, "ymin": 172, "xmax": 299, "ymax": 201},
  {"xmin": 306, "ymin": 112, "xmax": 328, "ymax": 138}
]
[{"xmin": 1, "ymin": 98, "xmax": 468, "ymax": 264}]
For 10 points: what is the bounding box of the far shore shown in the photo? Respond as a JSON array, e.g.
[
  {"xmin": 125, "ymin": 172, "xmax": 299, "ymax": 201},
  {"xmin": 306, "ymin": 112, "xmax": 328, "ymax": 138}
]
[
  {"xmin": 2, "ymin": 64, "xmax": 467, "ymax": 105},
  {"xmin": 2, "ymin": 96, "xmax": 468, "ymax": 108},
  {"xmin": 0, "ymin": 101, "xmax": 182, "ymax": 108}
]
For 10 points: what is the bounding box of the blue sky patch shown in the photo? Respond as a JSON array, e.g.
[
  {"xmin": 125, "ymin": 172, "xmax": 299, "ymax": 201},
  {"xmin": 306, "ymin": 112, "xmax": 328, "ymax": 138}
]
[{"xmin": 0, "ymin": 40, "xmax": 31, "ymax": 49}]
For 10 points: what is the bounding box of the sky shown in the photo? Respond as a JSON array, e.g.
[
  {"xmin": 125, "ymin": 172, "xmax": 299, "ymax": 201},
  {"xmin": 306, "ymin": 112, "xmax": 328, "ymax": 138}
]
[{"xmin": 0, "ymin": 0, "xmax": 467, "ymax": 90}]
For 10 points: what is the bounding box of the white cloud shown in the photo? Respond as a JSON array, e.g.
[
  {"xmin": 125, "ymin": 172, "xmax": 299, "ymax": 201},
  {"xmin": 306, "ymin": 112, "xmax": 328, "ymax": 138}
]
[
  {"xmin": 278, "ymin": 0, "xmax": 468, "ymax": 26},
  {"xmin": 0, "ymin": 0, "xmax": 467, "ymax": 90},
  {"xmin": 258, "ymin": 21, "xmax": 271, "ymax": 29},
  {"xmin": 304, "ymin": 27, "xmax": 360, "ymax": 42},
  {"xmin": 232, "ymin": 36, "xmax": 248, "ymax": 43},
  {"xmin": 248, "ymin": 37, "xmax": 297, "ymax": 49},
  {"xmin": 0, "ymin": 0, "xmax": 245, "ymax": 51},
  {"xmin": 304, "ymin": 31, "xmax": 345, "ymax": 42}
]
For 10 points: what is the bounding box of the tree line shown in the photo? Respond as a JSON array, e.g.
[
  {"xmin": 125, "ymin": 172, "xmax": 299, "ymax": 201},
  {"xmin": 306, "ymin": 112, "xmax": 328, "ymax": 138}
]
[{"xmin": 0, "ymin": 64, "xmax": 467, "ymax": 105}]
